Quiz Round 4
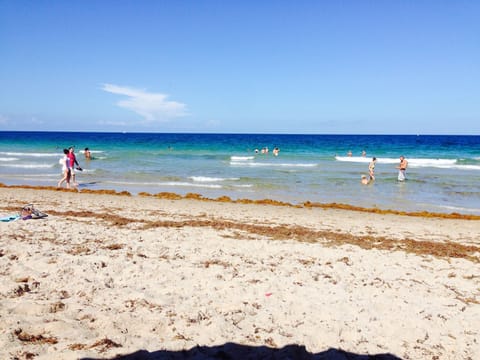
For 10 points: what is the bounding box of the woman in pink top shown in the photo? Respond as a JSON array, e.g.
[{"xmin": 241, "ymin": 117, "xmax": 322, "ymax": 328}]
[{"xmin": 68, "ymin": 147, "xmax": 82, "ymax": 186}]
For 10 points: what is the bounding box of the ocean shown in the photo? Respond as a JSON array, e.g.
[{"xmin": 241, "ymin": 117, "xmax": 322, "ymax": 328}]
[{"xmin": 0, "ymin": 131, "xmax": 479, "ymax": 215}]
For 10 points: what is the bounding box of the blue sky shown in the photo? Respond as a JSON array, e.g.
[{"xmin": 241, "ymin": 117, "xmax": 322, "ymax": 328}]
[{"xmin": 1, "ymin": 1, "xmax": 479, "ymax": 134}]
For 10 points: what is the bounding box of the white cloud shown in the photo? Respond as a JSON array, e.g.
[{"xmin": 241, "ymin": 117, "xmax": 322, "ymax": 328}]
[
  {"xmin": 0, "ymin": 114, "xmax": 9, "ymax": 125},
  {"xmin": 102, "ymin": 83, "xmax": 188, "ymax": 122}
]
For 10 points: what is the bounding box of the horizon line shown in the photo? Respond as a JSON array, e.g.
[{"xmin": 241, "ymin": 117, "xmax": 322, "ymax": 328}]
[{"xmin": 0, "ymin": 130, "xmax": 479, "ymax": 136}]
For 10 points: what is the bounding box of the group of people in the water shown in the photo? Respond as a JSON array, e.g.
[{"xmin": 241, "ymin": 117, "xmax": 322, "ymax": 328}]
[
  {"xmin": 57, "ymin": 147, "xmax": 92, "ymax": 189},
  {"xmin": 254, "ymin": 147, "xmax": 280, "ymax": 156},
  {"xmin": 56, "ymin": 144, "xmax": 406, "ymax": 189},
  {"xmin": 347, "ymin": 149, "xmax": 367, "ymax": 157},
  {"xmin": 361, "ymin": 155, "xmax": 408, "ymax": 185}
]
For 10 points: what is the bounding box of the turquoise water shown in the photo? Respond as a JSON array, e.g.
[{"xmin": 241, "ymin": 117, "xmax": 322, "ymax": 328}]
[{"xmin": 1, "ymin": 132, "xmax": 479, "ymax": 214}]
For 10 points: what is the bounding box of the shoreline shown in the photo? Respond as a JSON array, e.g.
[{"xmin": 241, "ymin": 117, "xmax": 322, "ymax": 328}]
[
  {"xmin": 1, "ymin": 187, "xmax": 479, "ymax": 359},
  {"xmin": 1, "ymin": 183, "xmax": 479, "ymax": 221},
  {"xmin": 2, "ymin": 132, "xmax": 480, "ymax": 219}
]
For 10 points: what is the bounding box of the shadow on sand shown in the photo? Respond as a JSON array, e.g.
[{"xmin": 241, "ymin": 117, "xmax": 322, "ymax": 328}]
[{"xmin": 81, "ymin": 342, "xmax": 402, "ymax": 360}]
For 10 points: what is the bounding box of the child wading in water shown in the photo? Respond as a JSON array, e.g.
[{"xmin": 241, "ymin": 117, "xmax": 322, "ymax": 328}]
[{"xmin": 57, "ymin": 149, "xmax": 71, "ymax": 188}]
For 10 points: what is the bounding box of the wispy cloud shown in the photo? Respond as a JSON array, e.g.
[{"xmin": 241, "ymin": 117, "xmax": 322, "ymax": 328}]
[
  {"xmin": 102, "ymin": 83, "xmax": 188, "ymax": 122},
  {"xmin": 0, "ymin": 114, "xmax": 8, "ymax": 125}
]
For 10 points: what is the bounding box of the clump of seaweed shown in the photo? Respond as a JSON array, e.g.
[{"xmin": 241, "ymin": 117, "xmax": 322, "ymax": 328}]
[
  {"xmin": 49, "ymin": 301, "xmax": 65, "ymax": 313},
  {"xmin": 13, "ymin": 284, "xmax": 31, "ymax": 297},
  {"xmin": 185, "ymin": 192, "xmax": 204, "ymax": 200},
  {"xmin": 12, "ymin": 351, "xmax": 37, "ymax": 359},
  {"xmin": 67, "ymin": 246, "xmax": 92, "ymax": 255},
  {"xmin": 103, "ymin": 244, "xmax": 124, "ymax": 250},
  {"xmin": 79, "ymin": 189, "xmax": 131, "ymax": 196},
  {"xmin": 303, "ymin": 201, "xmax": 480, "ymax": 220},
  {"xmin": 153, "ymin": 192, "xmax": 183, "ymax": 200},
  {"xmin": 14, "ymin": 329, "xmax": 58, "ymax": 344},
  {"xmin": 202, "ymin": 259, "xmax": 231, "ymax": 268},
  {"xmin": 68, "ymin": 337, "xmax": 122, "ymax": 353}
]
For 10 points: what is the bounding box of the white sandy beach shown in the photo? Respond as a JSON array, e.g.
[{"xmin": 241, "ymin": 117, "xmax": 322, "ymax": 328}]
[{"xmin": 0, "ymin": 187, "xmax": 479, "ymax": 359}]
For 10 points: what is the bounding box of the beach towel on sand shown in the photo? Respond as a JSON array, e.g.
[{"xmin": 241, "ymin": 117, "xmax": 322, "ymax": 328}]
[{"xmin": 0, "ymin": 214, "xmax": 20, "ymax": 222}]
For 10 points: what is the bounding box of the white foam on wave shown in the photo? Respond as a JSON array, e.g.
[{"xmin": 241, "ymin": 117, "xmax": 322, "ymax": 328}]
[
  {"xmin": 159, "ymin": 181, "xmax": 223, "ymax": 189},
  {"xmin": 0, "ymin": 151, "xmax": 61, "ymax": 157},
  {"xmin": 336, "ymin": 156, "xmax": 415, "ymax": 164},
  {"xmin": 335, "ymin": 156, "xmax": 466, "ymax": 168},
  {"xmin": 0, "ymin": 163, "xmax": 55, "ymax": 169},
  {"xmin": 190, "ymin": 176, "xmax": 240, "ymax": 182},
  {"xmin": 0, "ymin": 157, "xmax": 18, "ymax": 161},
  {"xmin": 335, "ymin": 156, "xmax": 373, "ymax": 163},
  {"xmin": 230, "ymin": 162, "xmax": 316, "ymax": 168},
  {"xmin": 435, "ymin": 204, "xmax": 480, "ymax": 213},
  {"xmin": 79, "ymin": 150, "xmax": 104, "ymax": 154},
  {"xmin": 230, "ymin": 156, "xmax": 255, "ymax": 161},
  {"xmin": 432, "ymin": 164, "xmax": 480, "ymax": 171},
  {"xmin": 107, "ymin": 180, "xmax": 222, "ymax": 189},
  {"xmin": 409, "ymin": 159, "xmax": 457, "ymax": 167}
]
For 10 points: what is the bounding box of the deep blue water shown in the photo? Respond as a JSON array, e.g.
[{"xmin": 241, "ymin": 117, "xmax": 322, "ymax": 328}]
[{"xmin": 1, "ymin": 131, "xmax": 479, "ymax": 214}]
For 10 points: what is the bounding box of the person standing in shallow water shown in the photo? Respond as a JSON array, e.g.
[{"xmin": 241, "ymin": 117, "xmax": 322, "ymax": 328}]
[
  {"xmin": 84, "ymin": 147, "xmax": 91, "ymax": 160},
  {"xmin": 368, "ymin": 157, "xmax": 377, "ymax": 181},
  {"xmin": 396, "ymin": 155, "xmax": 408, "ymax": 181}
]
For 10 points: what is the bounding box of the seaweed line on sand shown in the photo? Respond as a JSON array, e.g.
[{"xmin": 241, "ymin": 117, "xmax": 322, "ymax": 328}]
[
  {"xmin": 38, "ymin": 209, "xmax": 480, "ymax": 264},
  {"xmin": 1, "ymin": 183, "xmax": 479, "ymax": 220}
]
